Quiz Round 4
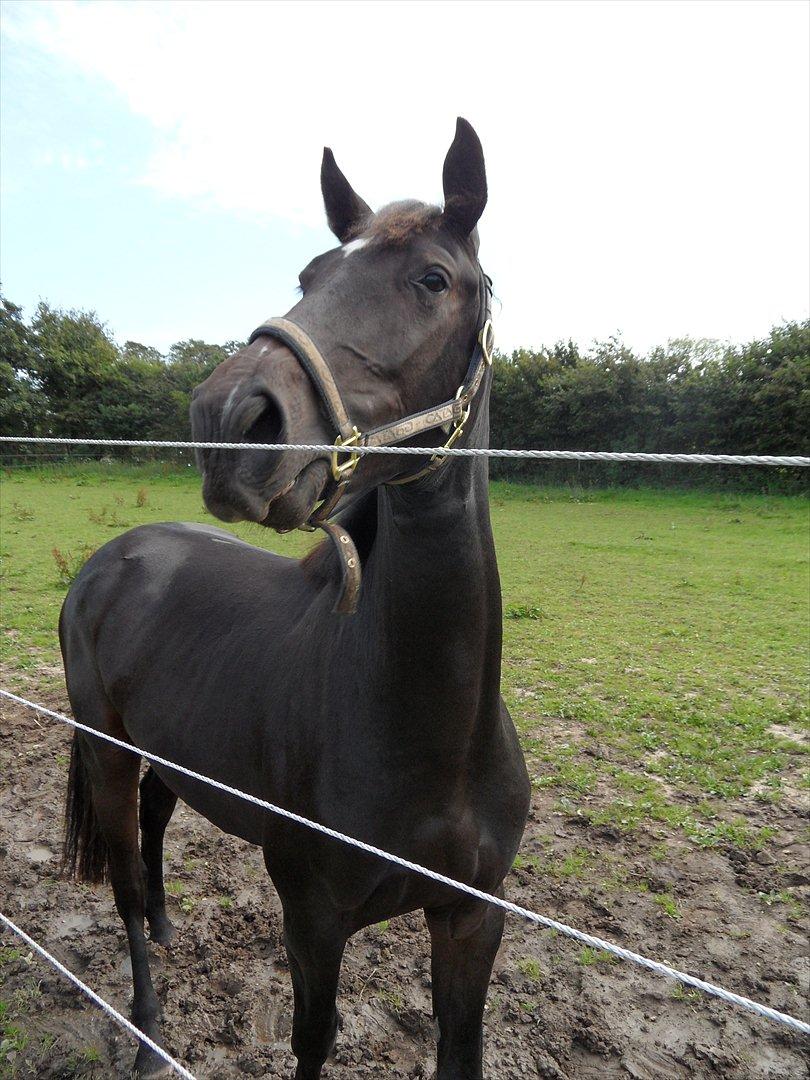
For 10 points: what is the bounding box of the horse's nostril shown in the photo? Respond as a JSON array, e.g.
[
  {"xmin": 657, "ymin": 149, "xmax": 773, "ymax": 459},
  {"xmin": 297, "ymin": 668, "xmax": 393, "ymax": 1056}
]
[{"xmin": 243, "ymin": 396, "xmax": 284, "ymax": 446}]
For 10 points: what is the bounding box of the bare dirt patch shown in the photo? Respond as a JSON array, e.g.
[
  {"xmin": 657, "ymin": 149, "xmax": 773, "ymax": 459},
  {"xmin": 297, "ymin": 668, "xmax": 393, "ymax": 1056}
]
[{"xmin": 1, "ymin": 686, "xmax": 808, "ymax": 1079}]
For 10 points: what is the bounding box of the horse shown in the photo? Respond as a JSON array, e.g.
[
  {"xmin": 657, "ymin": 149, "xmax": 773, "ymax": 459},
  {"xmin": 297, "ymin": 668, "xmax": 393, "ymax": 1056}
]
[{"xmin": 60, "ymin": 117, "xmax": 531, "ymax": 1080}]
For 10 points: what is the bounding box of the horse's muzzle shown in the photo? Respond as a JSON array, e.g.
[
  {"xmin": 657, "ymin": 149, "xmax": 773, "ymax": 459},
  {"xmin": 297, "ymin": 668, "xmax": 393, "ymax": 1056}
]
[{"xmin": 191, "ymin": 373, "xmax": 333, "ymax": 528}]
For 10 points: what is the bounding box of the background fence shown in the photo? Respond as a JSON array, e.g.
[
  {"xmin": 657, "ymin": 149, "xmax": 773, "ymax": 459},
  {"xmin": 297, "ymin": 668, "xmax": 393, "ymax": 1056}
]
[{"xmin": 3, "ymin": 295, "xmax": 808, "ymax": 491}]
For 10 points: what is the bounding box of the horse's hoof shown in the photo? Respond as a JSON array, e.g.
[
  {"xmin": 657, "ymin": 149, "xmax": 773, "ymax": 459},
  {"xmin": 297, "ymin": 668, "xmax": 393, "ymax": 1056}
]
[
  {"xmin": 133, "ymin": 1067, "xmax": 174, "ymax": 1080},
  {"xmin": 148, "ymin": 917, "xmax": 177, "ymax": 946},
  {"xmin": 133, "ymin": 1044, "xmax": 174, "ymax": 1078}
]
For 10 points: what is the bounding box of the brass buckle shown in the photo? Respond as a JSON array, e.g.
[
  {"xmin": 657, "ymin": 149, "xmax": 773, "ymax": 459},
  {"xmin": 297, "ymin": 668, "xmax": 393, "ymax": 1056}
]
[
  {"xmin": 432, "ymin": 387, "xmax": 470, "ymax": 460},
  {"xmin": 478, "ymin": 319, "xmax": 495, "ymax": 366},
  {"xmin": 331, "ymin": 427, "xmax": 362, "ymax": 482}
]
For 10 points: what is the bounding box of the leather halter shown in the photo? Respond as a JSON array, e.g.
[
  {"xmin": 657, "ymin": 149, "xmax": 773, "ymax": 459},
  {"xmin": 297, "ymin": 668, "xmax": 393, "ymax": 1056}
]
[{"xmin": 247, "ymin": 268, "xmax": 494, "ymax": 614}]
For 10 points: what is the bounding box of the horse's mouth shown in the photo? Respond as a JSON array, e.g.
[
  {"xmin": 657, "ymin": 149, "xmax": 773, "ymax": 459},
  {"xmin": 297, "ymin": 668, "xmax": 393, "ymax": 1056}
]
[
  {"xmin": 201, "ymin": 455, "xmax": 331, "ymax": 531},
  {"xmin": 259, "ymin": 457, "xmax": 331, "ymax": 531}
]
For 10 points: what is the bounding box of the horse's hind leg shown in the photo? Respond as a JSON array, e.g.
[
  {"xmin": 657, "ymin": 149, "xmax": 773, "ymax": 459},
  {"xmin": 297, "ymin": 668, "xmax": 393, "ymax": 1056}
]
[
  {"xmin": 66, "ymin": 726, "xmax": 170, "ymax": 1078},
  {"xmin": 139, "ymin": 767, "xmax": 178, "ymax": 945},
  {"xmin": 425, "ymin": 899, "xmax": 505, "ymax": 1080}
]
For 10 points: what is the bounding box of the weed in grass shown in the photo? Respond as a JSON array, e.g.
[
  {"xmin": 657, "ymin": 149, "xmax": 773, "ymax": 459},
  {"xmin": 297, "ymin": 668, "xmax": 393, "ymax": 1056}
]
[
  {"xmin": 512, "ymin": 854, "xmax": 541, "ymax": 872},
  {"xmin": 545, "ymin": 848, "xmax": 593, "ymax": 880},
  {"xmin": 652, "ymin": 892, "xmax": 681, "ymax": 918},
  {"xmin": 532, "ymin": 749, "xmax": 597, "ymax": 794},
  {"xmin": 51, "ymin": 545, "xmax": 96, "ymax": 588},
  {"xmin": 10, "ymin": 503, "xmax": 33, "ymax": 522},
  {"xmin": 376, "ymin": 989, "xmax": 405, "ymax": 1014},
  {"xmin": 136, "ymin": 487, "xmax": 148, "ymax": 508},
  {"xmin": 578, "ymin": 946, "xmax": 618, "ymax": 967},
  {"xmin": 86, "ymin": 504, "xmax": 128, "ymax": 529},
  {"xmin": 66, "ymin": 1044, "xmax": 102, "ymax": 1075},
  {"xmin": 11, "ymin": 984, "xmax": 41, "ymax": 1011},
  {"xmin": 649, "ymin": 842, "xmax": 669, "ymax": 862},
  {"xmin": 757, "ymin": 890, "xmax": 803, "ymax": 920},
  {"xmin": 517, "ymin": 958, "xmax": 542, "ymax": 982},
  {"xmin": 0, "ymin": 998, "xmax": 30, "ymax": 1075},
  {"xmin": 505, "ymin": 604, "xmax": 544, "ymax": 620}
]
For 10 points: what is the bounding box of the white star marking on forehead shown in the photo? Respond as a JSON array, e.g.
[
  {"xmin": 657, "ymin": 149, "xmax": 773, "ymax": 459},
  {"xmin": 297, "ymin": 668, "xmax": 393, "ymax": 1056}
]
[{"xmin": 342, "ymin": 237, "xmax": 369, "ymax": 258}]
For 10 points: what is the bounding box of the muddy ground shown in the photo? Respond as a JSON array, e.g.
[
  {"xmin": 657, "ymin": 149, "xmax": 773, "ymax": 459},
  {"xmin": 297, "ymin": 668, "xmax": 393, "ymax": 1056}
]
[{"xmin": 1, "ymin": 681, "xmax": 807, "ymax": 1080}]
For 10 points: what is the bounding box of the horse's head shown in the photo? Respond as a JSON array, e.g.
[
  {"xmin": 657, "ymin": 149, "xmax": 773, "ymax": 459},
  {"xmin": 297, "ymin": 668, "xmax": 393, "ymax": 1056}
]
[{"xmin": 191, "ymin": 118, "xmax": 491, "ymax": 532}]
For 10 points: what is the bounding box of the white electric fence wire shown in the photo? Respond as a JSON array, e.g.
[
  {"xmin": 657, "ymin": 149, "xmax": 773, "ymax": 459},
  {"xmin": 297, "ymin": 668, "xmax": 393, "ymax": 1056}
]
[
  {"xmin": 2, "ymin": 690, "xmax": 807, "ymax": 1036},
  {"xmin": 0, "ymin": 912, "xmax": 197, "ymax": 1080},
  {"xmin": 0, "ymin": 435, "xmax": 808, "ymax": 467}
]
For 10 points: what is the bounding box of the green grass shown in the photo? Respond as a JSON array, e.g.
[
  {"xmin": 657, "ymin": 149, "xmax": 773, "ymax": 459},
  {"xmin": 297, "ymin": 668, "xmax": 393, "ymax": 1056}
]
[
  {"xmin": 578, "ymin": 946, "xmax": 619, "ymax": 967},
  {"xmin": 1, "ymin": 465, "xmax": 808, "ymax": 852},
  {"xmin": 516, "ymin": 958, "xmax": 542, "ymax": 982}
]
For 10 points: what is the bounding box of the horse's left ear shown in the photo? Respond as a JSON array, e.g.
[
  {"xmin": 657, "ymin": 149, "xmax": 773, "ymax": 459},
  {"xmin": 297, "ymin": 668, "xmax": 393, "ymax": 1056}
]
[
  {"xmin": 321, "ymin": 148, "xmax": 372, "ymax": 242},
  {"xmin": 442, "ymin": 117, "xmax": 487, "ymax": 237}
]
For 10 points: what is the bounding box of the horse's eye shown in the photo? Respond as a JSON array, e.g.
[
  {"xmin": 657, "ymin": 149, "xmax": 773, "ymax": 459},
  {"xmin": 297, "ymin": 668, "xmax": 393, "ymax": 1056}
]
[{"xmin": 419, "ymin": 271, "xmax": 448, "ymax": 293}]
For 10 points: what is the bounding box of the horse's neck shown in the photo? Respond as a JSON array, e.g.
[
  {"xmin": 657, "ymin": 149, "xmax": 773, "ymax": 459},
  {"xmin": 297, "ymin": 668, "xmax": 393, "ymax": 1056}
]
[{"xmin": 360, "ymin": 401, "xmax": 503, "ymax": 748}]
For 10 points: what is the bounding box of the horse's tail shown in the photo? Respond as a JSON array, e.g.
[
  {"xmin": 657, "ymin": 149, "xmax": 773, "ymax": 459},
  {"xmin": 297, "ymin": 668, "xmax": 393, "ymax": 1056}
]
[{"xmin": 63, "ymin": 732, "xmax": 110, "ymax": 883}]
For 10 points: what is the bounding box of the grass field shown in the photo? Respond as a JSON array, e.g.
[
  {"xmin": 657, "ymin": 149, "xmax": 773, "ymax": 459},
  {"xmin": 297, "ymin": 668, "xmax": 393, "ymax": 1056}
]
[
  {"xmin": 2, "ymin": 464, "xmax": 809, "ymax": 1077},
  {"xmin": 1, "ymin": 464, "xmax": 808, "ymax": 853}
]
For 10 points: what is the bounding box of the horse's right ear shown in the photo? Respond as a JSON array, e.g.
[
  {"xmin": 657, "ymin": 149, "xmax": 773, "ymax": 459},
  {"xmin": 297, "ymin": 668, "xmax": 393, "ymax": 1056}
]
[{"xmin": 321, "ymin": 149, "xmax": 372, "ymax": 243}]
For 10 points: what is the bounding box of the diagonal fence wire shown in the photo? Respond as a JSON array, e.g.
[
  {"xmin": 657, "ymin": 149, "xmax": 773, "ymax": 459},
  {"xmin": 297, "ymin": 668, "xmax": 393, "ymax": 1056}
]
[
  {"xmin": 0, "ymin": 911, "xmax": 197, "ymax": 1080},
  {"xmin": 0, "ymin": 434, "xmax": 808, "ymax": 467},
  {"xmin": 2, "ymin": 688, "xmax": 807, "ymax": 1037}
]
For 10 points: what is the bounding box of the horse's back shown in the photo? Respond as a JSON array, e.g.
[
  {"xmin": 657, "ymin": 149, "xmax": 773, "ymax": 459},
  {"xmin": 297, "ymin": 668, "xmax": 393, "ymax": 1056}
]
[
  {"xmin": 59, "ymin": 522, "xmax": 316, "ymax": 841},
  {"xmin": 63, "ymin": 519, "xmax": 295, "ymax": 625}
]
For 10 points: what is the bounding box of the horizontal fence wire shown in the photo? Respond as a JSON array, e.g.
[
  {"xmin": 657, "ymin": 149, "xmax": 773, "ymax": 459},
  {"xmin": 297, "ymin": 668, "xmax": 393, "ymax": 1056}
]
[
  {"xmin": 0, "ymin": 435, "xmax": 808, "ymax": 467},
  {"xmin": 2, "ymin": 688, "xmax": 807, "ymax": 1037},
  {"xmin": 0, "ymin": 911, "xmax": 196, "ymax": 1079}
]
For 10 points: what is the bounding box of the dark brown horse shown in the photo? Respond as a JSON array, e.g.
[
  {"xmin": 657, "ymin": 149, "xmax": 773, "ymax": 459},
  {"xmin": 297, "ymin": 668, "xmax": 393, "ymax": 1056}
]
[{"xmin": 60, "ymin": 118, "xmax": 530, "ymax": 1079}]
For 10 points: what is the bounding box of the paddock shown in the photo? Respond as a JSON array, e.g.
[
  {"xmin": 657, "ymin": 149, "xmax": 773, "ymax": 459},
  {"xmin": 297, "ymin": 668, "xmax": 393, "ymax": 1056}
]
[{"xmin": 1, "ymin": 462, "xmax": 808, "ymax": 1078}]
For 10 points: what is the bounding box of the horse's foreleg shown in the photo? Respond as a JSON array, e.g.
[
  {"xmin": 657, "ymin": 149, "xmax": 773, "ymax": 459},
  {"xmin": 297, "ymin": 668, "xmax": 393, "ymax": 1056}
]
[
  {"xmin": 139, "ymin": 767, "xmax": 178, "ymax": 945},
  {"xmin": 277, "ymin": 892, "xmax": 347, "ymax": 1080},
  {"xmin": 425, "ymin": 899, "xmax": 505, "ymax": 1080}
]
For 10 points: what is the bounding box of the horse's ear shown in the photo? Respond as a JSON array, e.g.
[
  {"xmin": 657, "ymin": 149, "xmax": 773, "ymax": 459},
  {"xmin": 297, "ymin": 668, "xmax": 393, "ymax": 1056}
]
[
  {"xmin": 321, "ymin": 148, "xmax": 372, "ymax": 242},
  {"xmin": 442, "ymin": 117, "xmax": 487, "ymax": 237}
]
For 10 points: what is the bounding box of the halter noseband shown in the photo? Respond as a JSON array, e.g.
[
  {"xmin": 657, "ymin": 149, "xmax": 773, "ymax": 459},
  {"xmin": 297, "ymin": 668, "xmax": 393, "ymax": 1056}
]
[{"xmin": 247, "ymin": 268, "xmax": 494, "ymax": 614}]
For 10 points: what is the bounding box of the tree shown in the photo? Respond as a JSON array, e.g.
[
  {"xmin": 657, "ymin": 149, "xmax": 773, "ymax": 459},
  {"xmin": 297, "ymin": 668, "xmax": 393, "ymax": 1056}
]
[{"xmin": 0, "ymin": 296, "xmax": 47, "ymax": 436}]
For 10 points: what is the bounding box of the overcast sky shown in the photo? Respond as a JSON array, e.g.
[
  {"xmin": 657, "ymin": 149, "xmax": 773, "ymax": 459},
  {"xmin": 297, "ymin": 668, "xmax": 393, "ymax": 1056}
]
[{"xmin": 2, "ymin": 0, "xmax": 808, "ymax": 354}]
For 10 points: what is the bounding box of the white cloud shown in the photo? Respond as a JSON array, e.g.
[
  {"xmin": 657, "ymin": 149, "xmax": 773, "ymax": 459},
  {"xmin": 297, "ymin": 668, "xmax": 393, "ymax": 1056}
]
[{"xmin": 4, "ymin": 0, "xmax": 809, "ymax": 349}]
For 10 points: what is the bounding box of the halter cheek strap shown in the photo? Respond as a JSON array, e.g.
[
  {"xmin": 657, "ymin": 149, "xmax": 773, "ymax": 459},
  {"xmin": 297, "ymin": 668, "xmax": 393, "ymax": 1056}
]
[
  {"xmin": 247, "ymin": 269, "xmax": 493, "ymax": 614},
  {"xmin": 249, "ymin": 318, "xmax": 357, "ymax": 444}
]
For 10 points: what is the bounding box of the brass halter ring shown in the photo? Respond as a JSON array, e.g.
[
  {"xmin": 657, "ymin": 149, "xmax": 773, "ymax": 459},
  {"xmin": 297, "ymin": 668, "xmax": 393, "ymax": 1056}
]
[
  {"xmin": 330, "ymin": 427, "xmax": 362, "ymax": 482},
  {"xmin": 478, "ymin": 319, "xmax": 495, "ymax": 366}
]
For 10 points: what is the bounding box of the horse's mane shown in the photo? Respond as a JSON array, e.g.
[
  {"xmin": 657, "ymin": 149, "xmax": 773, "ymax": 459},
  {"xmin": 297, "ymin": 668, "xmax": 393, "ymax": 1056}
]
[{"xmin": 352, "ymin": 201, "xmax": 442, "ymax": 247}]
